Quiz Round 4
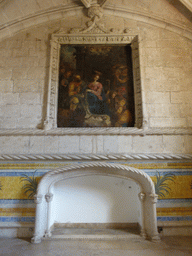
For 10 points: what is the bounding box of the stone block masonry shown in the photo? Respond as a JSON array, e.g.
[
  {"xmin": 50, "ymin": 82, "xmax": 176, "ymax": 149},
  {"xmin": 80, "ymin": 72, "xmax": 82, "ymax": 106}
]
[
  {"xmin": 0, "ymin": 15, "xmax": 191, "ymax": 156},
  {"xmin": 0, "ymin": 1, "xmax": 191, "ymax": 239},
  {"xmin": 0, "ymin": 18, "xmax": 191, "ymax": 130},
  {"xmin": 0, "ymin": 134, "xmax": 191, "ymax": 155}
]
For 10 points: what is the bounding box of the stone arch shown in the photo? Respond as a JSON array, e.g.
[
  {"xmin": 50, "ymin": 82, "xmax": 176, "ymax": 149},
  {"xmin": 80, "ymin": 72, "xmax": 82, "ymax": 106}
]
[
  {"xmin": 31, "ymin": 162, "xmax": 159, "ymax": 243},
  {"xmin": 0, "ymin": 7, "xmax": 192, "ymax": 41}
]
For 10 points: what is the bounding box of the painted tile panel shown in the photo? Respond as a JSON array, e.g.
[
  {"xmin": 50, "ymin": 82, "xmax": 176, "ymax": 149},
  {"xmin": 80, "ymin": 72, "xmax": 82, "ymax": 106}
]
[{"xmin": 0, "ymin": 161, "xmax": 191, "ymax": 224}]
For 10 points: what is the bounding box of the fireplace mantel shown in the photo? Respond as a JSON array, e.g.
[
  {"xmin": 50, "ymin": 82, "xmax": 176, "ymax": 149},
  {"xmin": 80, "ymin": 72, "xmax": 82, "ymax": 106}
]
[{"xmin": 31, "ymin": 162, "xmax": 160, "ymax": 243}]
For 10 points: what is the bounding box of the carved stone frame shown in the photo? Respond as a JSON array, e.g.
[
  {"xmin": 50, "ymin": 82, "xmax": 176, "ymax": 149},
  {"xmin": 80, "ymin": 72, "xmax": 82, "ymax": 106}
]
[
  {"xmin": 31, "ymin": 163, "xmax": 159, "ymax": 243},
  {"xmin": 44, "ymin": 33, "xmax": 144, "ymax": 133}
]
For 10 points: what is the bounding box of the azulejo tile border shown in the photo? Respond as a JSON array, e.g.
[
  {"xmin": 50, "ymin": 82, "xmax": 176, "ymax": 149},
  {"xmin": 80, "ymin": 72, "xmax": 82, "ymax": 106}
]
[
  {"xmin": 157, "ymin": 216, "xmax": 192, "ymax": 221},
  {"xmin": 0, "ymin": 217, "xmax": 35, "ymax": 222},
  {"xmin": 0, "ymin": 199, "xmax": 34, "ymax": 204},
  {"xmin": 0, "ymin": 216, "xmax": 192, "ymax": 224},
  {"xmin": 1, "ymin": 162, "xmax": 192, "ymax": 170}
]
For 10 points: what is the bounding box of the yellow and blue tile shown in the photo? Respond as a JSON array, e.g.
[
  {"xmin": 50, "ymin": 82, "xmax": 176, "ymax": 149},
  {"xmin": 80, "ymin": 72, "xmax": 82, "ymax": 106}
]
[{"xmin": 0, "ymin": 161, "xmax": 191, "ymax": 224}]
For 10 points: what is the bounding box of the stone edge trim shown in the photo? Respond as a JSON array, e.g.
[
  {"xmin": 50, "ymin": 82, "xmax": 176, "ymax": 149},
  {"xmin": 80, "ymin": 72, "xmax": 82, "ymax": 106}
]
[
  {"xmin": 0, "ymin": 4, "xmax": 192, "ymax": 41},
  {"xmin": 0, "ymin": 153, "xmax": 192, "ymax": 161},
  {"xmin": 0, "ymin": 127, "xmax": 192, "ymax": 136}
]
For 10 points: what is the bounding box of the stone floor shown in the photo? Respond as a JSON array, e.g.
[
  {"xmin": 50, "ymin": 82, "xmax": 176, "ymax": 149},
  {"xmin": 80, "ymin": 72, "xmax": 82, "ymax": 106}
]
[
  {"xmin": 50, "ymin": 227, "xmax": 140, "ymax": 240},
  {"xmin": 0, "ymin": 235, "xmax": 192, "ymax": 256}
]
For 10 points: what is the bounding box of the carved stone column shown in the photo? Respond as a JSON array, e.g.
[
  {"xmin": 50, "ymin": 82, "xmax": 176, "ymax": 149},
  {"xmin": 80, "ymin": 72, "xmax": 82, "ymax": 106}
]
[
  {"xmin": 43, "ymin": 39, "xmax": 60, "ymax": 130},
  {"xmin": 138, "ymin": 192, "xmax": 147, "ymax": 238},
  {"xmin": 44, "ymin": 193, "xmax": 54, "ymax": 238},
  {"xmin": 149, "ymin": 193, "xmax": 160, "ymax": 241},
  {"xmin": 31, "ymin": 194, "xmax": 43, "ymax": 243}
]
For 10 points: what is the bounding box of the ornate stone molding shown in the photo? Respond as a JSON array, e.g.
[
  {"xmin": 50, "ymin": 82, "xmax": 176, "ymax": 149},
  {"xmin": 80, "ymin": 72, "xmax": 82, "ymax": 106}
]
[
  {"xmin": 44, "ymin": 29, "xmax": 144, "ymax": 131},
  {"xmin": 81, "ymin": 5, "xmax": 107, "ymax": 33},
  {"xmin": 0, "ymin": 4, "xmax": 192, "ymax": 41},
  {"xmin": 104, "ymin": 4, "xmax": 192, "ymax": 39},
  {"xmin": 0, "ymin": 153, "xmax": 192, "ymax": 162},
  {"xmin": 32, "ymin": 162, "xmax": 159, "ymax": 243},
  {"xmin": 138, "ymin": 192, "xmax": 146, "ymax": 202},
  {"xmin": 149, "ymin": 194, "xmax": 159, "ymax": 204},
  {"xmin": 38, "ymin": 162, "xmax": 154, "ymax": 192},
  {"xmin": 81, "ymin": 0, "xmax": 91, "ymax": 8},
  {"xmin": 178, "ymin": 0, "xmax": 192, "ymax": 13},
  {"xmin": 0, "ymin": 127, "xmax": 192, "ymax": 136},
  {"xmin": 80, "ymin": 0, "xmax": 109, "ymax": 8},
  {"xmin": 34, "ymin": 194, "xmax": 43, "ymax": 204},
  {"xmin": 45, "ymin": 193, "xmax": 53, "ymax": 203}
]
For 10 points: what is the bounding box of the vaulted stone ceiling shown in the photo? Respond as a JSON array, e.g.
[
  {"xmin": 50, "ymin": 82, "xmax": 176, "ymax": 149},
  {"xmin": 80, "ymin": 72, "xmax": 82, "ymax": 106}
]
[
  {"xmin": 0, "ymin": 0, "xmax": 191, "ymax": 40},
  {"xmin": 179, "ymin": 0, "xmax": 192, "ymax": 12}
]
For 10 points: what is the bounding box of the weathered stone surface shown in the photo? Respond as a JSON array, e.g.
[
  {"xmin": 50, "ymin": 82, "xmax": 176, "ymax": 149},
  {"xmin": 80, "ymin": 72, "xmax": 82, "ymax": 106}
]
[
  {"xmin": 117, "ymin": 135, "xmax": 132, "ymax": 153},
  {"xmin": 29, "ymin": 136, "xmax": 45, "ymax": 153},
  {"xmin": 0, "ymin": 80, "xmax": 13, "ymax": 93},
  {"xmin": 44, "ymin": 136, "xmax": 59, "ymax": 154},
  {"xmin": 149, "ymin": 117, "xmax": 187, "ymax": 128},
  {"xmin": 0, "ymin": 68, "xmax": 12, "ymax": 80},
  {"xmin": 0, "ymin": 9, "xmax": 191, "ymax": 156},
  {"xmin": 80, "ymin": 136, "xmax": 93, "ymax": 153},
  {"xmin": 19, "ymin": 93, "xmax": 41, "ymax": 104},
  {"xmin": 104, "ymin": 136, "xmax": 119, "ymax": 153},
  {"xmin": 58, "ymin": 136, "xmax": 80, "ymax": 154},
  {"xmin": 0, "ymin": 136, "xmax": 29, "ymax": 154},
  {"xmin": 132, "ymin": 136, "xmax": 164, "ymax": 153},
  {"xmin": 1, "ymin": 93, "xmax": 19, "ymax": 104},
  {"xmin": 163, "ymin": 135, "xmax": 185, "ymax": 153}
]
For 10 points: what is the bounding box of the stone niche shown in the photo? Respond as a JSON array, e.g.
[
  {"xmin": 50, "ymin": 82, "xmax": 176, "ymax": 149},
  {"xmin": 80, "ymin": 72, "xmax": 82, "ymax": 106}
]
[{"xmin": 31, "ymin": 163, "xmax": 160, "ymax": 243}]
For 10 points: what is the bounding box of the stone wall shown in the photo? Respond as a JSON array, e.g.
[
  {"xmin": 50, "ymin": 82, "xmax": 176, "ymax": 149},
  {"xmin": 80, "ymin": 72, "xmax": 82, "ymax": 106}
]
[
  {"xmin": 1, "ymin": 17, "xmax": 192, "ymax": 130},
  {"xmin": 0, "ymin": 4, "xmax": 192, "ymax": 237},
  {"xmin": 0, "ymin": 15, "xmax": 192, "ymax": 155}
]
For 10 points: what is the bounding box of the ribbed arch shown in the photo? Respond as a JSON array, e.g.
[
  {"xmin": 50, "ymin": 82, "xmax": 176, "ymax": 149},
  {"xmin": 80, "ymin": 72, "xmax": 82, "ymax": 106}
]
[{"xmin": 0, "ymin": 5, "xmax": 191, "ymax": 40}]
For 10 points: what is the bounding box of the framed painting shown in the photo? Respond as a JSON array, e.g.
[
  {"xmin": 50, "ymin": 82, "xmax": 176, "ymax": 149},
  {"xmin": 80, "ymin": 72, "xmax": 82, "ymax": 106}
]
[{"xmin": 44, "ymin": 33, "xmax": 144, "ymax": 132}]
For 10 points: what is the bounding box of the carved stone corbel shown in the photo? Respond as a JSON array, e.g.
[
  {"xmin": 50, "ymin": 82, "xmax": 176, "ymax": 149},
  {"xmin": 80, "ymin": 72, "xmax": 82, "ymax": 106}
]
[
  {"xmin": 149, "ymin": 194, "xmax": 159, "ymax": 204},
  {"xmin": 69, "ymin": 2, "xmax": 108, "ymax": 34},
  {"xmin": 34, "ymin": 194, "xmax": 43, "ymax": 204},
  {"xmin": 83, "ymin": 5, "xmax": 107, "ymax": 33},
  {"xmin": 69, "ymin": 3, "xmax": 125, "ymax": 34},
  {"xmin": 138, "ymin": 192, "xmax": 146, "ymax": 202},
  {"xmin": 45, "ymin": 193, "xmax": 53, "ymax": 203}
]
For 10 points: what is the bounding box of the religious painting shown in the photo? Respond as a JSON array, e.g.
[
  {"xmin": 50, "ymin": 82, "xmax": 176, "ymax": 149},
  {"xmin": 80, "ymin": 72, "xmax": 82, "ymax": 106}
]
[{"xmin": 57, "ymin": 45, "xmax": 135, "ymax": 127}]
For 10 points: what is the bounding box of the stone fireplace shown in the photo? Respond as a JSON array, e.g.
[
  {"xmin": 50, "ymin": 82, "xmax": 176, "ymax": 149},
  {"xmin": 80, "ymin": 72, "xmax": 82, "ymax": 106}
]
[{"xmin": 31, "ymin": 162, "xmax": 159, "ymax": 243}]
